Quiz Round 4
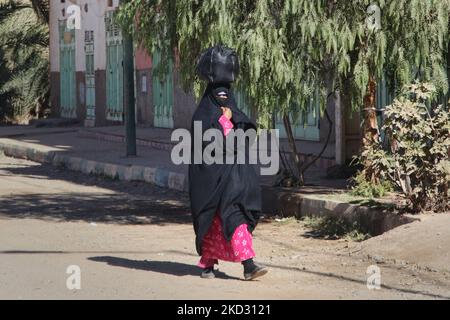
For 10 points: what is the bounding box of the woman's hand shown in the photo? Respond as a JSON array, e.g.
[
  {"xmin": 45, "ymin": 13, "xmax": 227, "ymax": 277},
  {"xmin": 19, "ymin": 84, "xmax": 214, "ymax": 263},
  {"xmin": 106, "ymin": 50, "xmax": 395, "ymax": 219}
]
[{"xmin": 221, "ymin": 107, "xmax": 232, "ymax": 120}]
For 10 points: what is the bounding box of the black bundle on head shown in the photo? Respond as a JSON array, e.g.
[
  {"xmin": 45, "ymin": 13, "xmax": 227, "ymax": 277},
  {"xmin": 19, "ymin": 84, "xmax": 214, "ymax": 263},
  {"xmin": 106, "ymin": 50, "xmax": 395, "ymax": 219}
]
[{"xmin": 196, "ymin": 45, "xmax": 240, "ymax": 84}]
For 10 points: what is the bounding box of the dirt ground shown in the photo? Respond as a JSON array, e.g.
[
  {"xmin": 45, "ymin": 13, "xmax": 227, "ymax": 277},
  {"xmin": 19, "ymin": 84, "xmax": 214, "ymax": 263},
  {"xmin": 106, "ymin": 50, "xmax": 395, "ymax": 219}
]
[{"xmin": 0, "ymin": 154, "xmax": 449, "ymax": 299}]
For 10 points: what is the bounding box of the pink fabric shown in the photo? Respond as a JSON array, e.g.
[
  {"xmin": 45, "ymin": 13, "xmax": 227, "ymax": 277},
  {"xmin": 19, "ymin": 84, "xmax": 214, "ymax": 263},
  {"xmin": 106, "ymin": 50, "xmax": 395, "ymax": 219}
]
[
  {"xmin": 218, "ymin": 115, "xmax": 234, "ymax": 136},
  {"xmin": 197, "ymin": 214, "xmax": 256, "ymax": 268}
]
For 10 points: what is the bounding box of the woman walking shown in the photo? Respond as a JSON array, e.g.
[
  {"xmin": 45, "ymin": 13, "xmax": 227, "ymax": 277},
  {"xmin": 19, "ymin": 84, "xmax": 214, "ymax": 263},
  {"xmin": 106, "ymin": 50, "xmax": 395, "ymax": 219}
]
[{"xmin": 189, "ymin": 45, "xmax": 268, "ymax": 280}]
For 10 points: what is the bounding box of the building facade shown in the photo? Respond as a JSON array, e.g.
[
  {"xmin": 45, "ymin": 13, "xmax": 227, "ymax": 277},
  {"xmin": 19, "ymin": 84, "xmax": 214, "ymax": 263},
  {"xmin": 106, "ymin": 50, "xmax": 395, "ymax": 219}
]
[
  {"xmin": 50, "ymin": 0, "xmax": 196, "ymax": 129},
  {"xmin": 50, "ymin": 0, "xmax": 392, "ymax": 169}
]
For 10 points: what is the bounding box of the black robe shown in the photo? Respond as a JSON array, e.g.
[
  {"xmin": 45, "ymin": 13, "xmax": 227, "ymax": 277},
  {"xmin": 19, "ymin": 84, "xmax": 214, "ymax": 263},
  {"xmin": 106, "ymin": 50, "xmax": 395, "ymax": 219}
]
[{"xmin": 189, "ymin": 83, "xmax": 261, "ymax": 256}]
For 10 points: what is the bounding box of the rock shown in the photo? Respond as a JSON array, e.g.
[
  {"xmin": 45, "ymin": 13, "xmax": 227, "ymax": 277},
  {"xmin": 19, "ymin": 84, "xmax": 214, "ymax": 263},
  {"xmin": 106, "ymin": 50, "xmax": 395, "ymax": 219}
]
[{"xmin": 370, "ymin": 254, "xmax": 384, "ymax": 263}]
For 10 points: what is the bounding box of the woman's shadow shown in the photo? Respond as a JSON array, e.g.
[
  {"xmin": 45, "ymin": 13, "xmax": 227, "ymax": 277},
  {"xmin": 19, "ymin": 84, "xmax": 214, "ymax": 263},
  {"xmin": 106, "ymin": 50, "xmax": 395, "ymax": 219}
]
[{"xmin": 88, "ymin": 256, "xmax": 241, "ymax": 280}]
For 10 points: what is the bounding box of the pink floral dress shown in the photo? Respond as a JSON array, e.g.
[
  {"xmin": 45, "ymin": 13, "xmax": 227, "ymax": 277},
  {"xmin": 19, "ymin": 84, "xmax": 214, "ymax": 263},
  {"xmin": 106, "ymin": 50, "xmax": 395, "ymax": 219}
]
[
  {"xmin": 198, "ymin": 214, "xmax": 256, "ymax": 268},
  {"xmin": 197, "ymin": 115, "xmax": 256, "ymax": 268}
]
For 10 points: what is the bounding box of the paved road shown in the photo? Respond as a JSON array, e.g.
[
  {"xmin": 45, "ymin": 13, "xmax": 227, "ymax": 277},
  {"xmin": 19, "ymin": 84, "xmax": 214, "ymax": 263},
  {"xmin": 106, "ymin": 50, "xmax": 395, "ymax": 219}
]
[{"xmin": 0, "ymin": 154, "xmax": 449, "ymax": 299}]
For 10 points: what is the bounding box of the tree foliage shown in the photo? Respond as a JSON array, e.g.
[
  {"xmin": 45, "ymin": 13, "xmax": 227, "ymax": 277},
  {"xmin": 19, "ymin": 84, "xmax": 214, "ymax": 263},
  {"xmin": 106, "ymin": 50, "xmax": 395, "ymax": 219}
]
[
  {"xmin": 117, "ymin": 0, "xmax": 450, "ymax": 124},
  {"xmin": 0, "ymin": 0, "xmax": 49, "ymax": 122}
]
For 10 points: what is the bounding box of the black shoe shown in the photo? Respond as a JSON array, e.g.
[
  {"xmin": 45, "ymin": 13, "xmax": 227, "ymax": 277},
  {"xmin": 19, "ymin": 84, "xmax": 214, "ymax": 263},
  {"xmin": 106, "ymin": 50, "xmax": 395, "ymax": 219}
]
[
  {"xmin": 201, "ymin": 267, "xmax": 215, "ymax": 279},
  {"xmin": 243, "ymin": 262, "xmax": 268, "ymax": 281}
]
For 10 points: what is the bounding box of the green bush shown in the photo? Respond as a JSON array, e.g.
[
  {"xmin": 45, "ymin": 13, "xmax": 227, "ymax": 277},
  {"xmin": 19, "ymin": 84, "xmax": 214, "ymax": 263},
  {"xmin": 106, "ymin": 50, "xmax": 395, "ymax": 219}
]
[
  {"xmin": 302, "ymin": 216, "xmax": 370, "ymax": 241},
  {"xmin": 355, "ymin": 82, "xmax": 449, "ymax": 213},
  {"xmin": 350, "ymin": 138, "xmax": 394, "ymax": 199},
  {"xmin": 350, "ymin": 171, "xmax": 393, "ymax": 198},
  {"xmin": 382, "ymin": 83, "xmax": 449, "ymax": 212}
]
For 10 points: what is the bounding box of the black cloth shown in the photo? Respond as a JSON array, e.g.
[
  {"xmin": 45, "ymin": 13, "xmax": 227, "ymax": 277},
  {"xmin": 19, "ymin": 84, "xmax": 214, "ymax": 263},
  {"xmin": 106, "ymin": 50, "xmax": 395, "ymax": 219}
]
[
  {"xmin": 189, "ymin": 83, "xmax": 261, "ymax": 256},
  {"xmin": 196, "ymin": 45, "xmax": 240, "ymax": 83}
]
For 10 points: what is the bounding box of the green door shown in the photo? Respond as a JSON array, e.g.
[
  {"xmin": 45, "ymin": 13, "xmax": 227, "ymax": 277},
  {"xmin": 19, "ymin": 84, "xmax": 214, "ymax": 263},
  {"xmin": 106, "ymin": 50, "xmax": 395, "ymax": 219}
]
[
  {"xmin": 105, "ymin": 11, "xmax": 123, "ymax": 122},
  {"xmin": 59, "ymin": 21, "xmax": 76, "ymax": 119},
  {"xmin": 152, "ymin": 50, "xmax": 173, "ymax": 128},
  {"xmin": 84, "ymin": 30, "xmax": 95, "ymax": 123}
]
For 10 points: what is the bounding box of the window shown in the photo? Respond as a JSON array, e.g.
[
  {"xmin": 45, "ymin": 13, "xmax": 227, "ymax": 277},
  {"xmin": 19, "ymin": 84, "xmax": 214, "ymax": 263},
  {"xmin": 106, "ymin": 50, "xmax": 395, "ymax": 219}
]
[
  {"xmin": 274, "ymin": 93, "xmax": 321, "ymax": 141},
  {"xmin": 142, "ymin": 75, "xmax": 147, "ymax": 93}
]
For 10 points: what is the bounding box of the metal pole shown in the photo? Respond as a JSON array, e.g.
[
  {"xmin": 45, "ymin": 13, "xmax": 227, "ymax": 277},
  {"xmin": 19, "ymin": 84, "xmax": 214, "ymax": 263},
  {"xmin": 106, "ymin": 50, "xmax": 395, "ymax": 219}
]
[{"xmin": 123, "ymin": 21, "xmax": 137, "ymax": 157}]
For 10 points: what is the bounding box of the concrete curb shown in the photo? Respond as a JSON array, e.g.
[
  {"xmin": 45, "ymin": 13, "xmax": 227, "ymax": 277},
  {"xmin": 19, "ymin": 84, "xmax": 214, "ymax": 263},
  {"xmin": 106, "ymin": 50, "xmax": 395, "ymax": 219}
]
[
  {"xmin": 261, "ymin": 187, "xmax": 418, "ymax": 236},
  {"xmin": 0, "ymin": 128, "xmax": 78, "ymax": 139},
  {"xmin": 0, "ymin": 139, "xmax": 188, "ymax": 192}
]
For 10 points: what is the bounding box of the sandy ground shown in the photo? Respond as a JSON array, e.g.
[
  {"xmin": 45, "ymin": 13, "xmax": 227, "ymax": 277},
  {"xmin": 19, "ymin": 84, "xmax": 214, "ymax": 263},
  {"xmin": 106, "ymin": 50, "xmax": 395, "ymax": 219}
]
[{"xmin": 0, "ymin": 154, "xmax": 449, "ymax": 299}]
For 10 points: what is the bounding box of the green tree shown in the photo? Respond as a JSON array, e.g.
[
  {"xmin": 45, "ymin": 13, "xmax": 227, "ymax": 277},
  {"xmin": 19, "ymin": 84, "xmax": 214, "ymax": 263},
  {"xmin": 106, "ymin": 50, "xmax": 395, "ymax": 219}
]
[
  {"xmin": 335, "ymin": 0, "xmax": 449, "ymax": 182},
  {"xmin": 0, "ymin": 0, "xmax": 50, "ymax": 122},
  {"xmin": 117, "ymin": 0, "xmax": 449, "ymax": 185}
]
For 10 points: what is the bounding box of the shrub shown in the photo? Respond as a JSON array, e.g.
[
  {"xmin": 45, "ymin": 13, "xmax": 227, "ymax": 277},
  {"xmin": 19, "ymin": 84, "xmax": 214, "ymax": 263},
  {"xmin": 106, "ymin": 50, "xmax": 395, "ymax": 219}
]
[
  {"xmin": 381, "ymin": 83, "xmax": 449, "ymax": 212},
  {"xmin": 302, "ymin": 216, "xmax": 370, "ymax": 241},
  {"xmin": 352, "ymin": 83, "xmax": 449, "ymax": 212},
  {"xmin": 350, "ymin": 171, "xmax": 393, "ymax": 198}
]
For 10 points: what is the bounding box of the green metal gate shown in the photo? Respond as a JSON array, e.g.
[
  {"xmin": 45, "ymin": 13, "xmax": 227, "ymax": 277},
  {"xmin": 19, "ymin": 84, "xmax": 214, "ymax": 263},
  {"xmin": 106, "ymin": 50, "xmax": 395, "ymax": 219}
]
[
  {"xmin": 59, "ymin": 21, "xmax": 76, "ymax": 119},
  {"xmin": 84, "ymin": 30, "xmax": 95, "ymax": 123},
  {"xmin": 105, "ymin": 11, "xmax": 123, "ymax": 122},
  {"xmin": 152, "ymin": 50, "xmax": 173, "ymax": 128}
]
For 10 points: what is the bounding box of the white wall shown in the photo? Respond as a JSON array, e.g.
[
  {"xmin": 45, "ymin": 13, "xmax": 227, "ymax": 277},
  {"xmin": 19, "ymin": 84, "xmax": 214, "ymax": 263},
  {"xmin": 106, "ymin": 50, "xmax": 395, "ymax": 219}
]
[
  {"xmin": 79, "ymin": 0, "xmax": 110, "ymax": 71},
  {"xmin": 49, "ymin": 0, "xmax": 119, "ymax": 72}
]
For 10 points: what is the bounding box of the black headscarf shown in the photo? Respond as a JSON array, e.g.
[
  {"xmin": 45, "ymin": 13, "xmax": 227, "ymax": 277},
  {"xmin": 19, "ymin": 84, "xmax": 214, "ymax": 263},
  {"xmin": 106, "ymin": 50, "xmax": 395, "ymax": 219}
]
[{"xmin": 189, "ymin": 83, "xmax": 261, "ymax": 255}]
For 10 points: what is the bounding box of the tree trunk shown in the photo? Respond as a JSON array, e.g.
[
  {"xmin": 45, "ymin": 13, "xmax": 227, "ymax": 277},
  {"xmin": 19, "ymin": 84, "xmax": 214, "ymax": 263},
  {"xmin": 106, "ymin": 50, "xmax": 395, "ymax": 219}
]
[
  {"xmin": 361, "ymin": 75, "xmax": 379, "ymax": 182},
  {"xmin": 334, "ymin": 89, "xmax": 345, "ymax": 165},
  {"xmin": 301, "ymin": 108, "xmax": 333, "ymax": 175},
  {"xmin": 362, "ymin": 75, "xmax": 379, "ymax": 147},
  {"xmin": 283, "ymin": 114, "xmax": 304, "ymax": 186}
]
